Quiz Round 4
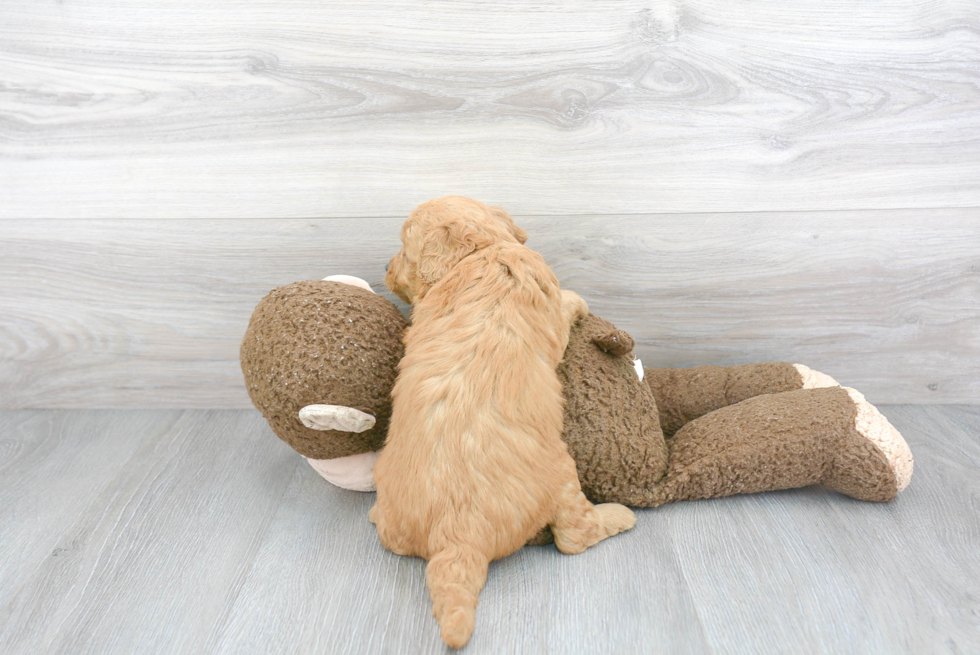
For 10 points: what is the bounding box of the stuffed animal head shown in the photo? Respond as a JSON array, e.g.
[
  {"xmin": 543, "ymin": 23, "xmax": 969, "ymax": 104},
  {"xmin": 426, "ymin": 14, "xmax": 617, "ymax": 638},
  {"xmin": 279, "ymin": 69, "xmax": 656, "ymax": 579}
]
[{"xmin": 240, "ymin": 277, "xmax": 408, "ymax": 478}]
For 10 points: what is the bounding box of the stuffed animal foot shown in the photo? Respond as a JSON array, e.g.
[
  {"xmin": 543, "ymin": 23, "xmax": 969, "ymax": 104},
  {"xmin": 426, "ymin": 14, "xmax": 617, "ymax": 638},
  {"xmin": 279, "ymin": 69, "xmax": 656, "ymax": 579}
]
[
  {"xmin": 794, "ymin": 363, "xmax": 840, "ymax": 389},
  {"xmin": 824, "ymin": 387, "xmax": 913, "ymax": 499},
  {"xmin": 299, "ymin": 404, "xmax": 376, "ymax": 432},
  {"xmin": 637, "ymin": 386, "xmax": 913, "ymax": 506}
]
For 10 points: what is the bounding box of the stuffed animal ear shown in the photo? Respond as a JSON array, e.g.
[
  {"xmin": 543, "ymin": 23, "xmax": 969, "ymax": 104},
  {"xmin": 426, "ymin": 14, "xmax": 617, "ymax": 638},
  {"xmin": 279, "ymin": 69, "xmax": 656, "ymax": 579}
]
[
  {"xmin": 417, "ymin": 219, "xmax": 495, "ymax": 285},
  {"xmin": 299, "ymin": 404, "xmax": 376, "ymax": 432},
  {"xmin": 488, "ymin": 205, "xmax": 528, "ymax": 244},
  {"xmin": 593, "ymin": 329, "xmax": 635, "ymax": 357}
]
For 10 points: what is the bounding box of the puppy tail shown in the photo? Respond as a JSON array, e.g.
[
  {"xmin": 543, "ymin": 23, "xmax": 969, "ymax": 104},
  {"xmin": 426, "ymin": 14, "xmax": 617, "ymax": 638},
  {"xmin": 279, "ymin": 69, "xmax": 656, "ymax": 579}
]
[{"xmin": 426, "ymin": 543, "xmax": 489, "ymax": 649}]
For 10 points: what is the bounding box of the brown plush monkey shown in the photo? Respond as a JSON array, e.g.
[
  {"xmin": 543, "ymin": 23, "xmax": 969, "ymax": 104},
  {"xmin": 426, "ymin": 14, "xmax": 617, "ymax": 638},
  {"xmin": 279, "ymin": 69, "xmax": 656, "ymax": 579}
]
[{"xmin": 241, "ymin": 277, "xmax": 912, "ymax": 507}]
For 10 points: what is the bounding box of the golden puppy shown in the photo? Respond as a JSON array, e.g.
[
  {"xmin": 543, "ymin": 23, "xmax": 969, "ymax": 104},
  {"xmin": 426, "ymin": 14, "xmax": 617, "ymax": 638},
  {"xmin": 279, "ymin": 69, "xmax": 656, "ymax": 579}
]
[{"xmin": 371, "ymin": 196, "xmax": 636, "ymax": 648}]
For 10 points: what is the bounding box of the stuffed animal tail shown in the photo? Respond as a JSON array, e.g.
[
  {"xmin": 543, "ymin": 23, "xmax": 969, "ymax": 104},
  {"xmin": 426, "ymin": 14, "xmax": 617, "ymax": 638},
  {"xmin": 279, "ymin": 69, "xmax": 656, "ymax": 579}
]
[{"xmin": 425, "ymin": 543, "xmax": 490, "ymax": 649}]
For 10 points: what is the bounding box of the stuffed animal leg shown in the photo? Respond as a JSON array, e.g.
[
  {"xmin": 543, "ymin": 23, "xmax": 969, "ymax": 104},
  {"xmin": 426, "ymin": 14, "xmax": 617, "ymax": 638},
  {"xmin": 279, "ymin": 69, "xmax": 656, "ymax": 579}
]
[
  {"xmin": 644, "ymin": 362, "xmax": 840, "ymax": 437},
  {"xmin": 630, "ymin": 385, "xmax": 914, "ymax": 507}
]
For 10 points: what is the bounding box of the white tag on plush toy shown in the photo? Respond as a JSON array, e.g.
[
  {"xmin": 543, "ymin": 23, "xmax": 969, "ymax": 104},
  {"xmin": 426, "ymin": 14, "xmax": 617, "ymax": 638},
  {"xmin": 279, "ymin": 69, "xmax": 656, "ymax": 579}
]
[{"xmin": 633, "ymin": 357, "xmax": 644, "ymax": 382}]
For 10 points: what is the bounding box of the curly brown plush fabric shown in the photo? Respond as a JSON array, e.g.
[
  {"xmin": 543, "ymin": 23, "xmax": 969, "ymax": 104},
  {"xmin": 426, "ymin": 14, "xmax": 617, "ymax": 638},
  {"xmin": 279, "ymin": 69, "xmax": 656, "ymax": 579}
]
[
  {"xmin": 644, "ymin": 363, "xmax": 805, "ymax": 437},
  {"xmin": 556, "ymin": 314, "xmax": 669, "ymax": 504},
  {"xmin": 634, "ymin": 386, "xmax": 899, "ymax": 507},
  {"xmin": 592, "ymin": 329, "xmax": 635, "ymax": 357},
  {"xmin": 242, "ymin": 283, "xmax": 909, "ymax": 513},
  {"xmin": 241, "ymin": 281, "xmax": 408, "ymax": 459}
]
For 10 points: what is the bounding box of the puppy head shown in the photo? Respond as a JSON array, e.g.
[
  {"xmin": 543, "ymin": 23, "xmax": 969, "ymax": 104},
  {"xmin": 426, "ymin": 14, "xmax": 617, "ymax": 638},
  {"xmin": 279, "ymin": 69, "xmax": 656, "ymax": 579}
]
[{"xmin": 385, "ymin": 196, "xmax": 527, "ymax": 303}]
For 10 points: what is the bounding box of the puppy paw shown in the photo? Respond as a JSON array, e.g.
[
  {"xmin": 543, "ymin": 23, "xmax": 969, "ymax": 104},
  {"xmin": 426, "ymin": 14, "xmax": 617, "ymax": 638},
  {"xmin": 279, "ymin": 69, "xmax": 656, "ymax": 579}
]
[{"xmin": 595, "ymin": 503, "xmax": 637, "ymax": 537}]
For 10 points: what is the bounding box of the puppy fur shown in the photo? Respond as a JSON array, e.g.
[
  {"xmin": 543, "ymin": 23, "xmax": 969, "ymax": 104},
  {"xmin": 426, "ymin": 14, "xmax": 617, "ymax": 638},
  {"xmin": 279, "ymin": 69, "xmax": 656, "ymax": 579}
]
[{"xmin": 372, "ymin": 196, "xmax": 636, "ymax": 648}]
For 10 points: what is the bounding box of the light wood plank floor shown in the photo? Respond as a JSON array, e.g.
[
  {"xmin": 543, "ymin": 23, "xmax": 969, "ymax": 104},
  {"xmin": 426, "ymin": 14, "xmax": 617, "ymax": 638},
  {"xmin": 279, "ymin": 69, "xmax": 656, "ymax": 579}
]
[{"xmin": 1, "ymin": 406, "xmax": 976, "ymax": 654}]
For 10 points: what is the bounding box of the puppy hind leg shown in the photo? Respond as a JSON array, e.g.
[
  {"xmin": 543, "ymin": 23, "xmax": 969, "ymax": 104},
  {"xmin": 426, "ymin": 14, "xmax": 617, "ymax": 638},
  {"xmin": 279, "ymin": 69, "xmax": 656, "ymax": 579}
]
[
  {"xmin": 426, "ymin": 543, "xmax": 489, "ymax": 649},
  {"xmin": 369, "ymin": 502, "xmax": 415, "ymax": 557},
  {"xmin": 550, "ymin": 481, "xmax": 636, "ymax": 555}
]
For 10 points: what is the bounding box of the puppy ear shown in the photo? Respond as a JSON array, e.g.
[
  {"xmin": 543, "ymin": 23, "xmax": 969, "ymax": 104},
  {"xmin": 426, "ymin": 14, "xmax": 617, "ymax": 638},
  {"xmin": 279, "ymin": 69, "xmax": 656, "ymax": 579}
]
[
  {"xmin": 488, "ymin": 206, "xmax": 528, "ymax": 244},
  {"xmin": 418, "ymin": 219, "xmax": 494, "ymax": 285}
]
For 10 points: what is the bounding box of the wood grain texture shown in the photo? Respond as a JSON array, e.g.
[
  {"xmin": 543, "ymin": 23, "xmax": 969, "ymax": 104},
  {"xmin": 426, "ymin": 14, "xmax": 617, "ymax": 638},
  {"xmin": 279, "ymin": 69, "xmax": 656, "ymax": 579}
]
[
  {"xmin": 210, "ymin": 453, "xmax": 711, "ymax": 655},
  {"xmin": 2, "ymin": 211, "xmax": 978, "ymax": 408},
  {"xmin": 1, "ymin": 0, "xmax": 978, "ymax": 217},
  {"xmin": 0, "ymin": 410, "xmax": 300, "ymax": 655},
  {"xmin": 665, "ymin": 403, "xmax": 980, "ymax": 655},
  {"xmin": 0, "ymin": 406, "xmax": 977, "ymax": 654},
  {"xmin": 0, "ymin": 411, "xmax": 166, "ymax": 609}
]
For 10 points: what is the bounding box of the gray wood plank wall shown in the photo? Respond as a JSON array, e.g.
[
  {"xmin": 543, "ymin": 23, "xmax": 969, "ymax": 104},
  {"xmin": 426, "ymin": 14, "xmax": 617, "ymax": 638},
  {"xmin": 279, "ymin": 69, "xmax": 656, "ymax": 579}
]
[
  {"xmin": 1, "ymin": 212, "xmax": 978, "ymax": 408},
  {"xmin": 1, "ymin": 0, "xmax": 978, "ymax": 407},
  {"xmin": 1, "ymin": 0, "xmax": 978, "ymax": 217}
]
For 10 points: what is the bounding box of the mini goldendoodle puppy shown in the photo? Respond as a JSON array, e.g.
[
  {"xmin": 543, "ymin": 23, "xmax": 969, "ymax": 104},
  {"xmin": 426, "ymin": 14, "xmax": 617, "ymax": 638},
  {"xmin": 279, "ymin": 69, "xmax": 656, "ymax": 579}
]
[{"xmin": 372, "ymin": 196, "xmax": 636, "ymax": 648}]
